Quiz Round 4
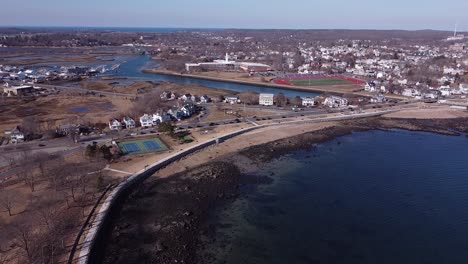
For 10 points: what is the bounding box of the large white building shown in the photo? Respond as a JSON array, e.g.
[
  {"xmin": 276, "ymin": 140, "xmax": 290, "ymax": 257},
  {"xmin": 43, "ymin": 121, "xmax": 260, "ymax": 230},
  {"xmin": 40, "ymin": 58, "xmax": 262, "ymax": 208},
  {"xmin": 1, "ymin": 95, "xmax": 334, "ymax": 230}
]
[
  {"xmin": 259, "ymin": 93, "xmax": 274, "ymax": 106},
  {"xmin": 301, "ymin": 97, "xmax": 315, "ymax": 107}
]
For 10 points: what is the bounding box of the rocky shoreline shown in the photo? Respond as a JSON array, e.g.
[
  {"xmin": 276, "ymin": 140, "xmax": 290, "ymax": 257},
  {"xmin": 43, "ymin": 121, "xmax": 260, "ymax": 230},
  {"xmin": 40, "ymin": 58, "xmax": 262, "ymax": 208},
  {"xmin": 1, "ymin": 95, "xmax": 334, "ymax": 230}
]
[{"xmin": 100, "ymin": 117, "xmax": 468, "ymax": 264}]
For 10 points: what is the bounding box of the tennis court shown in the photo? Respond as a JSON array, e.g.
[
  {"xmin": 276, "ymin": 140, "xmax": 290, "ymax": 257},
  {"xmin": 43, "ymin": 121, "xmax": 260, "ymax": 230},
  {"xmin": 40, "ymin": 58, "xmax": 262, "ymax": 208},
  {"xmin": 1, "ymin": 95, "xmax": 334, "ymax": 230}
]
[{"xmin": 118, "ymin": 137, "xmax": 168, "ymax": 154}]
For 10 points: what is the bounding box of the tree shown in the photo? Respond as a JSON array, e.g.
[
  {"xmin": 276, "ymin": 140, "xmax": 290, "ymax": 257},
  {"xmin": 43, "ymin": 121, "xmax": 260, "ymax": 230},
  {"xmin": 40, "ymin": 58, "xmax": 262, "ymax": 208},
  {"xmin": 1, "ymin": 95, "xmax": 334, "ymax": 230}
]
[
  {"xmin": 274, "ymin": 93, "xmax": 287, "ymax": 107},
  {"xmin": 238, "ymin": 91, "xmax": 259, "ymax": 105},
  {"xmin": 0, "ymin": 191, "xmax": 14, "ymax": 216},
  {"xmin": 21, "ymin": 116, "xmax": 41, "ymax": 139},
  {"xmin": 14, "ymin": 224, "xmax": 35, "ymax": 262},
  {"xmin": 159, "ymin": 122, "xmax": 175, "ymax": 134},
  {"xmin": 290, "ymin": 96, "xmax": 302, "ymax": 106}
]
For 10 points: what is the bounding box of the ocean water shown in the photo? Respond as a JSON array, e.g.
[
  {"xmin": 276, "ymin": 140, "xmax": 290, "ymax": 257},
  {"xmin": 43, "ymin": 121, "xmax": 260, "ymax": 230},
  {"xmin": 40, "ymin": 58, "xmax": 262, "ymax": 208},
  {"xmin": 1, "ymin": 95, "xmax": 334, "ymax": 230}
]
[{"xmin": 201, "ymin": 130, "xmax": 468, "ymax": 264}]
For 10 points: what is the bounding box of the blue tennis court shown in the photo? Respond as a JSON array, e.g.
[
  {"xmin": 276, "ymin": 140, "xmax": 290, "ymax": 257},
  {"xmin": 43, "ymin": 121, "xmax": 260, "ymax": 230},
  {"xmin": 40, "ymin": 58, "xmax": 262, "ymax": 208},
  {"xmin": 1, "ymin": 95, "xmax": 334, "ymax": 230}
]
[
  {"xmin": 118, "ymin": 137, "xmax": 168, "ymax": 154},
  {"xmin": 143, "ymin": 140, "xmax": 160, "ymax": 150}
]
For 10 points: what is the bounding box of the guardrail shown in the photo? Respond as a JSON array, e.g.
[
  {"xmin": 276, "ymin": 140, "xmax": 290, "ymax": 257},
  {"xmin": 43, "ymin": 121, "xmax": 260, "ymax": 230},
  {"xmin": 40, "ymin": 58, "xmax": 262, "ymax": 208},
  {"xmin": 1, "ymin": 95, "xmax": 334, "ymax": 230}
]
[{"xmin": 76, "ymin": 126, "xmax": 261, "ymax": 264}]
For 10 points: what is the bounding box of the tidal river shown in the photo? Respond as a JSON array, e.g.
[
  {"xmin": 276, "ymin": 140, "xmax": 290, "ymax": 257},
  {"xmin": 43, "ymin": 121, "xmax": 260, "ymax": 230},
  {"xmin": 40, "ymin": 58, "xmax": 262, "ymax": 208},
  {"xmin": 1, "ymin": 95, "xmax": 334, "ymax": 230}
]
[
  {"xmin": 112, "ymin": 55, "xmax": 320, "ymax": 98},
  {"xmin": 201, "ymin": 130, "xmax": 468, "ymax": 264}
]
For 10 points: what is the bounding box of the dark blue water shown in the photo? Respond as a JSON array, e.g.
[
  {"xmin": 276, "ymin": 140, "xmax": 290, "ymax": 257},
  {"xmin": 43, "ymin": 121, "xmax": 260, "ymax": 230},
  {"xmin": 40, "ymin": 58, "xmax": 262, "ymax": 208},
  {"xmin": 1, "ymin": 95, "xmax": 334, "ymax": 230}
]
[
  {"xmin": 202, "ymin": 130, "xmax": 468, "ymax": 264},
  {"xmin": 112, "ymin": 55, "xmax": 319, "ymax": 97}
]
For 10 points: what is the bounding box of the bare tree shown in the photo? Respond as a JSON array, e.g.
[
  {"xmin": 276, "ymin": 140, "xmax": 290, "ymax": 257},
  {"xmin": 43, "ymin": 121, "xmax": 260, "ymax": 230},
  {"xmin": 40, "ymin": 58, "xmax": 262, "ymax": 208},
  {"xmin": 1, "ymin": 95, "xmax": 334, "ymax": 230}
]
[
  {"xmin": 14, "ymin": 224, "xmax": 35, "ymax": 262},
  {"xmin": 274, "ymin": 93, "xmax": 287, "ymax": 107},
  {"xmin": 0, "ymin": 191, "xmax": 14, "ymax": 216}
]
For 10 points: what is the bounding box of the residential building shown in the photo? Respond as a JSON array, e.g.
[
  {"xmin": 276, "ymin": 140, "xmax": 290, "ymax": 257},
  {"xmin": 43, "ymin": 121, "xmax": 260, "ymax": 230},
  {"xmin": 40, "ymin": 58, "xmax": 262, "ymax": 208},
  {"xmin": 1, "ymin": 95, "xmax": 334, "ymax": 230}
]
[
  {"xmin": 122, "ymin": 116, "xmax": 136, "ymax": 129},
  {"xmin": 323, "ymin": 96, "xmax": 348, "ymax": 108},
  {"xmin": 56, "ymin": 124, "xmax": 79, "ymax": 136},
  {"xmin": 259, "ymin": 93, "xmax": 274, "ymax": 106},
  {"xmin": 167, "ymin": 108, "xmax": 184, "ymax": 121},
  {"xmin": 301, "ymin": 97, "xmax": 315, "ymax": 107},
  {"xmin": 152, "ymin": 112, "xmax": 171, "ymax": 124},
  {"xmin": 8, "ymin": 127, "xmax": 25, "ymax": 143},
  {"xmin": 180, "ymin": 103, "xmax": 197, "ymax": 117},
  {"xmin": 108, "ymin": 119, "xmax": 122, "ymax": 130},
  {"xmin": 160, "ymin": 91, "xmax": 176, "ymax": 101},
  {"xmin": 140, "ymin": 114, "xmax": 154, "ymax": 127},
  {"xmin": 224, "ymin": 96, "xmax": 240, "ymax": 104},
  {"xmin": 200, "ymin": 95, "xmax": 211, "ymax": 103},
  {"xmin": 179, "ymin": 93, "xmax": 196, "ymax": 102}
]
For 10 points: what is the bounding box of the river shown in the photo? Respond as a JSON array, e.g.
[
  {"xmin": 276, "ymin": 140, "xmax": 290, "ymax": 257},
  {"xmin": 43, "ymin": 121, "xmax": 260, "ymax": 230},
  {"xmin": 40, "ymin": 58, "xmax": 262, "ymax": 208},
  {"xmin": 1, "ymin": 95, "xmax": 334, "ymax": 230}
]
[
  {"xmin": 111, "ymin": 55, "xmax": 320, "ymax": 98},
  {"xmin": 201, "ymin": 130, "xmax": 468, "ymax": 264}
]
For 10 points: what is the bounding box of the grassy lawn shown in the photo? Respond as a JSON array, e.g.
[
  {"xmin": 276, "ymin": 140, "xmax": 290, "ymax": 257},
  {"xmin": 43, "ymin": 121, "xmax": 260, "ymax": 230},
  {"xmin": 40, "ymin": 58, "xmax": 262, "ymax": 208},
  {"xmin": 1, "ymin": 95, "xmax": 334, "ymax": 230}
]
[{"xmin": 289, "ymin": 78, "xmax": 353, "ymax": 86}]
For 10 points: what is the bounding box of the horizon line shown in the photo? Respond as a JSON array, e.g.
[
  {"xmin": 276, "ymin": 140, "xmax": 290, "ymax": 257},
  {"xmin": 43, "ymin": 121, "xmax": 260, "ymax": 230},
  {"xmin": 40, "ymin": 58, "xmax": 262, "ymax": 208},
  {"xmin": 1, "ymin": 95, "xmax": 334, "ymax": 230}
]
[{"xmin": 0, "ymin": 25, "xmax": 463, "ymax": 32}]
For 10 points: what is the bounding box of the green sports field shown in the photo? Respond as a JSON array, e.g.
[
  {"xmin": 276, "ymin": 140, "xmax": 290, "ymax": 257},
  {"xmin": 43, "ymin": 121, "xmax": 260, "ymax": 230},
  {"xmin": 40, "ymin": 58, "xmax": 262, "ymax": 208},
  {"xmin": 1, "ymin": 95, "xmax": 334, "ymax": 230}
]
[
  {"xmin": 289, "ymin": 78, "xmax": 353, "ymax": 86},
  {"xmin": 118, "ymin": 137, "xmax": 168, "ymax": 154}
]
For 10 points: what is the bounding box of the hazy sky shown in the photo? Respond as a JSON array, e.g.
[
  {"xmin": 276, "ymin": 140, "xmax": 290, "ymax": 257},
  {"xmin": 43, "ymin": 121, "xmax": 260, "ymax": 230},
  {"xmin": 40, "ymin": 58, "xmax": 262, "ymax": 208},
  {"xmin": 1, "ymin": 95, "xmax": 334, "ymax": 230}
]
[{"xmin": 0, "ymin": 0, "xmax": 467, "ymax": 31}]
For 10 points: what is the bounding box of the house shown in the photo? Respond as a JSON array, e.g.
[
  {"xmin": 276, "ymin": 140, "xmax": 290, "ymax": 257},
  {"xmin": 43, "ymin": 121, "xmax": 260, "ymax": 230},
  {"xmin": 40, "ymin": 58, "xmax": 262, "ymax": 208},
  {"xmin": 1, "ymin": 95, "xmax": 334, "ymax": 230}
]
[
  {"xmin": 200, "ymin": 95, "xmax": 211, "ymax": 103},
  {"xmin": 259, "ymin": 93, "xmax": 274, "ymax": 106},
  {"xmin": 364, "ymin": 82, "xmax": 377, "ymax": 92},
  {"xmin": 402, "ymin": 88, "xmax": 420, "ymax": 97},
  {"xmin": 301, "ymin": 97, "xmax": 315, "ymax": 107},
  {"xmin": 167, "ymin": 108, "xmax": 184, "ymax": 121},
  {"xmin": 459, "ymin": 84, "xmax": 468, "ymax": 94},
  {"xmin": 439, "ymin": 88, "xmax": 451, "ymax": 97},
  {"xmin": 122, "ymin": 116, "xmax": 136, "ymax": 129},
  {"xmin": 179, "ymin": 93, "xmax": 196, "ymax": 102},
  {"xmin": 224, "ymin": 96, "xmax": 240, "ymax": 104},
  {"xmin": 180, "ymin": 103, "xmax": 197, "ymax": 117},
  {"xmin": 370, "ymin": 94, "xmax": 386, "ymax": 103},
  {"xmin": 160, "ymin": 91, "xmax": 176, "ymax": 101},
  {"xmin": 140, "ymin": 114, "xmax": 154, "ymax": 127},
  {"xmin": 56, "ymin": 124, "xmax": 79, "ymax": 136},
  {"xmin": 323, "ymin": 96, "xmax": 348, "ymax": 108},
  {"xmin": 108, "ymin": 119, "xmax": 122, "ymax": 130},
  {"xmin": 8, "ymin": 127, "xmax": 25, "ymax": 143},
  {"xmin": 152, "ymin": 112, "xmax": 171, "ymax": 124}
]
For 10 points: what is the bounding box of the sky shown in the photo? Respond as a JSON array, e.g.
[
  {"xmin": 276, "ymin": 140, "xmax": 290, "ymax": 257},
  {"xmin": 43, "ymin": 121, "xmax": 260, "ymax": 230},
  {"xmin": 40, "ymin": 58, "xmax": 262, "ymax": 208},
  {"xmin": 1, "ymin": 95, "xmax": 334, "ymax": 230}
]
[{"xmin": 0, "ymin": 0, "xmax": 467, "ymax": 31}]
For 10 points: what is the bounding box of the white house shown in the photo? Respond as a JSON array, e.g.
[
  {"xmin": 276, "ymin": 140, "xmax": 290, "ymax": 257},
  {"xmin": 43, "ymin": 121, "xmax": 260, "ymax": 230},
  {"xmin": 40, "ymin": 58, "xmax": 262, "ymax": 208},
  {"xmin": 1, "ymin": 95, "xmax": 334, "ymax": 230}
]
[
  {"xmin": 179, "ymin": 93, "xmax": 196, "ymax": 102},
  {"xmin": 224, "ymin": 96, "xmax": 240, "ymax": 104},
  {"xmin": 7, "ymin": 127, "xmax": 25, "ymax": 143},
  {"xmin": 200, "ymin": 95, "xmax": 211, "ymax": 103},
  {"xmin": 167, "ymin": 108, "xmax": 184, "ymax": 121},
  {"xmin": 259, "ymin": 93, "xmax": 274, "ymax": 106},
  {"xmin": 180, "ymin": 103, "xmax": 197, "ymax": 117},
  {"xmin": 323, "ymin": 96, "xmax": 348, "ymax": 108},
  {"xmin": 140, "ymin": 114, "xmax": 154, "ymax": 127},
  {"xmin": 439, "ymin": 88, "xmax": 452, "ymax": 97},
  {"xmin": 122, "ymin": 116, "xmax": 136, "ymax": 129},
  {"xmin": 108, "ymin": 119, "xmax": 122, "ymax": 130},
  {"xmin": 152, "ymin": 112, "xmax": 171, "ymax": 124},
  {"xmin": 459, "ymin": 84, "xmax": 468, "ymax": 94},
  {"xmin": 160, "ymin": 91, "xmax": 176, "ymax": 101},
  {"xmin": 301, "ymin": 97, "xmax": 315, "ymax": 107}
]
